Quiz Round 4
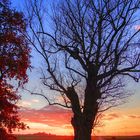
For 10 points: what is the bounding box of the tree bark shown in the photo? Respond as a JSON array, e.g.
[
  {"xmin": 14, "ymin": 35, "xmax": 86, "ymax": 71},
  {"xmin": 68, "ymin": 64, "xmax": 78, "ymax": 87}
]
[
  {"xmin": 66, "ymin": 70, "xmax": 99, "ymax": 140},
  {"xmin": 71, "ymin": 115, "xmax": 92, "ymax": 140},
  {"xmin": 69, "ymin": 87, "xmax": 99, "ymax": 140},
  {"xmin": 71, "ymin": 66, "xmax": 100, "ymax": 140}
]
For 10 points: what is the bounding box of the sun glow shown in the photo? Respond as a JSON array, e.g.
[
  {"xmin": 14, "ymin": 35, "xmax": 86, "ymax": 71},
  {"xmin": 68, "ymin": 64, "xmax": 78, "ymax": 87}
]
[{"xmin": 15, "ymin": 105, "xmax": 140, "ymax": 136}]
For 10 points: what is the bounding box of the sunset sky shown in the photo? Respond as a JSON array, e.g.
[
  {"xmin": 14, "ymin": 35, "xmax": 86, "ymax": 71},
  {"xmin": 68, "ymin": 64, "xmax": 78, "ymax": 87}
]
[
  {"xmin": 11, "ymin": 0, "xmax": 140, "ymax": 136},
  {"xmin": 16, "ymin": 82, "xmax": 140, "ymax": 136}
]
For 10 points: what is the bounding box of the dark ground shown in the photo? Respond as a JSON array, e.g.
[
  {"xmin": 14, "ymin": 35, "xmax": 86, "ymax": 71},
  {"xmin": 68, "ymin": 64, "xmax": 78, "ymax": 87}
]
[{"xmin": 16, "ymin": 135, "xmax": 140, "ymax": 140}]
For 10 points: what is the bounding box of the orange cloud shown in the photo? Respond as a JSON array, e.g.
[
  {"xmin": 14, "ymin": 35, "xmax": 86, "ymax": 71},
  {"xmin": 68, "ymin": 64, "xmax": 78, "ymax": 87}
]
[
  {"xmin": 19, "ymin": 106, "xmax": 72, "ymax": 127},
  {"xmin": 16, "ymin": 106, "xmax": 140, "ymax": 136},
  {"xmin": 16, "ymin": 106, "xmax": 73, "ymax": 135},
  {"xmin": 128, "ymin": 115, "xmax": 140, "ymax": 119},
  {"xmin": 102, "ymin": 113, "xmax": 120, "ymax": 121}
]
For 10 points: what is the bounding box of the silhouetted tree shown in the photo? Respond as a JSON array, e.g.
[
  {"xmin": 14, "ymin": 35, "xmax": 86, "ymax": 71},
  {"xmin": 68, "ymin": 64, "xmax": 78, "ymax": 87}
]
[
  {"xmin": 0, "ymin": 0, "xmax": 30, "ymax": 139},
  {"xmin": 25, "ymin": 0, "xmax": 140, "ymax": 140}
]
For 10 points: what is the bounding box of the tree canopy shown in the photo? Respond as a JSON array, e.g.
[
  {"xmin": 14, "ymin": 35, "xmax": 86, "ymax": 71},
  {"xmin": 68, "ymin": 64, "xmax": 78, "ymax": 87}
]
[{"xmin": 0, "ymin": 0, "xmax": 30, "ymax": 138}]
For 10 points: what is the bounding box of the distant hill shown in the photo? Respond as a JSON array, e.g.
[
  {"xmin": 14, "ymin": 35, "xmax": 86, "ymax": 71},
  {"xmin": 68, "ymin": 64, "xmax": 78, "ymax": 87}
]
[
  {"xmin": 17, "ymin": 132, "xmax": 57, "ymax": 136},
  {"xmin": 32, "ymin": 132, "xmax": 56, "ymax": 136}
]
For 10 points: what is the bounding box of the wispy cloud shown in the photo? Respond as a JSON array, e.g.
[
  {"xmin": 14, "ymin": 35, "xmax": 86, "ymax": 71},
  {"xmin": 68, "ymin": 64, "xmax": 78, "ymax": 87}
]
[
  {"xmin": 17, "ymin": 99, "xmax": 40, "ymax": 108},
  {"xmin": 102, "ymin": 112, "xmax": 140, "ymax": 122},
  {"xmin": 19, "ymin": 105, "xmax": 72, "ymax": 127},
  {"xmin": 18, "ymin": 101, "xmax": 32, "ymax": 107},
  {"xmin": 16, "ymin": 106, "xmax": 73, "ymax": 135},
  {"xmin": 18, "ymin": 107, "xmax": 140, "ymax": 135},
  {"xmin": 102, "ymin": 113, "xmax": 120, "ymax": 121},
  {"xmin": 15, "ymin": 122, "xmax": 73, "ymax": 135},
  {"xmin": 32, "ymin": 99, "xmax": 40, "ymax": 103},
  {"xmin": 128, "ymin": 115, "xmax": 140, "ymax": 119}
]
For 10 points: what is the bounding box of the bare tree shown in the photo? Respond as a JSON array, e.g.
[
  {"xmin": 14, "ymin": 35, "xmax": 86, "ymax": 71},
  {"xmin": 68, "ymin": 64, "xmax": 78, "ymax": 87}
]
[{"xmin": 24, "ymin": 0, "xmax": 140, "ymax": 140}]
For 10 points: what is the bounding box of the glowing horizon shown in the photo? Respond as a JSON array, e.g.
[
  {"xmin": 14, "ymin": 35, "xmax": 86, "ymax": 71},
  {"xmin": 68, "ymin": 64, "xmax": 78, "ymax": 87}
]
[{"xmin": 14, "ymin": 103, "xmax": 140, "ymax": 136}]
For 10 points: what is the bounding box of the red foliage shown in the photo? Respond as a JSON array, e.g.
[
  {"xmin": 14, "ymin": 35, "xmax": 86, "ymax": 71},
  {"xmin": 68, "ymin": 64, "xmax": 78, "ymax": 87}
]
[
  {"xmin": 0, "ymin": 0, "xmax": 30, "ymax": 138},
  {"xmin": 0, "ymin": 0, "xmax": 30, "ymax": 85},
  {"xmin": 0, "ymin": 128, "xmax": 17, "ymax": 140}
]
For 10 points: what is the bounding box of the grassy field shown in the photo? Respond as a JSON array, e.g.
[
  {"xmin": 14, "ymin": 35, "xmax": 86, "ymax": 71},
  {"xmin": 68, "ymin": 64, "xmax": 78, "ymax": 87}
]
[
  {"xmin": 16, "ymin": 135, "xmax": 140, "ymax": 140},
  {"xmin": 104, "ymin": 136, "xmax": 140, "ymax": 140},
  {"xmin": 16, "ymin": 135, "xmax": 75, "ymax": 140}
]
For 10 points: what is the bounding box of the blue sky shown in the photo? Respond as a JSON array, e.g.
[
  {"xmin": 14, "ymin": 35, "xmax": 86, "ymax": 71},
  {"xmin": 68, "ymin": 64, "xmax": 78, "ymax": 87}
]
[
  {"xmin": 10, "ymin": 0, "xmax": 140, "ymax": 110},
  {"xmin": 10, "ymin": 0, "xmax": 140, "ymax": 114}
]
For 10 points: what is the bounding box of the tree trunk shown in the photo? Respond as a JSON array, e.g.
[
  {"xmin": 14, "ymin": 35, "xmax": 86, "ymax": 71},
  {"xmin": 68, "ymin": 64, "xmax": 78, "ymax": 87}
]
[
  {"xmin": 66, "ymin": 73, "xmax": 99, "ymax": 140},
  {"xmin": 71, "ymin": 115, "xmax": 93, "ymax": 140}
]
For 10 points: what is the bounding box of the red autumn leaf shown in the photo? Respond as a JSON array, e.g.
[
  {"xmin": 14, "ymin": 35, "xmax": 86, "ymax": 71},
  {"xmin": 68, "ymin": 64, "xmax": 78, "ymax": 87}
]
[{"xmin": 0, "ymin": 0, "xmax": 30, "ymax": 139}]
